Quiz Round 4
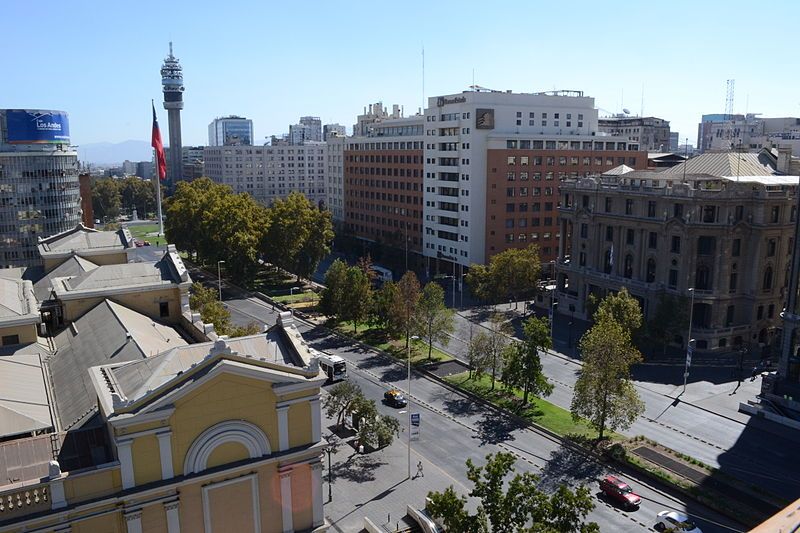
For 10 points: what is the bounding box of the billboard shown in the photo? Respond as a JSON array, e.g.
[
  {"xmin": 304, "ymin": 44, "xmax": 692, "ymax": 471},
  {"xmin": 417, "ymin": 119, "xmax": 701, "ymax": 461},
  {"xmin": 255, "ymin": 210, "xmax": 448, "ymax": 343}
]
[{"xmin": 5, "ymin": 110, "xmax": 70, "ymax": 144}]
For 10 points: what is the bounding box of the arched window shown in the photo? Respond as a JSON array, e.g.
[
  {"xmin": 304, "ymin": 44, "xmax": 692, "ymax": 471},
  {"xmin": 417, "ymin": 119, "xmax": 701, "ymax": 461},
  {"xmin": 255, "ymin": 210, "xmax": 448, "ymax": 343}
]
[
  {"xmin": 604, "ymin": 250, "xmax": 612, "ymax": 274},
  {"xmin": 184, "ymin": 421, "xmax": 272, "ymax": 475},
  {"xmin": 696, "ymin": 265, "xmax": 711, "ymax": 290},
  {"xmin": 763, "ymin": 266, "xmax": 774, "ymax": 291},
  {"xmin": 624, "ymin": 255, "xmax": 633, "ymax": 278},
  {"xmin": 646, "ymin": 258, "xmax": 656, "ymax": 283}
]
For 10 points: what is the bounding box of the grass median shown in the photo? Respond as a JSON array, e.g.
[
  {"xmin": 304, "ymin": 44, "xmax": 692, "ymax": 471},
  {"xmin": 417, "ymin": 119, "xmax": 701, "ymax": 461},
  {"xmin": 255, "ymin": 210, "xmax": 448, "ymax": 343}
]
[
  {"xmin": 331, "ymin": 322, "xmax": 453, "ymax": 366},
  {"xmin": 443, "ymin": 371, "xmax": 618, "ymax": 441}
]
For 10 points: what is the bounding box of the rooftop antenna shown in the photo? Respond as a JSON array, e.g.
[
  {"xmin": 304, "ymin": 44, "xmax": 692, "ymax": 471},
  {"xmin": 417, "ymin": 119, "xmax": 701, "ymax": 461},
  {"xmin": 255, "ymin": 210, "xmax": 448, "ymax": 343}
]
[
  {"xmin": 682, "ymin": 137, "xmax": 688, "ymax": 183},
  {"xmin": 725, "ymin": 79, "xmax": 735, "ymax": 120}
]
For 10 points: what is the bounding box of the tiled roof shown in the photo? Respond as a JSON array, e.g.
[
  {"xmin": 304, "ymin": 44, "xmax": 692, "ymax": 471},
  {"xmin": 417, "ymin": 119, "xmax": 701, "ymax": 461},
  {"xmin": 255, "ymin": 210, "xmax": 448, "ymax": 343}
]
[
  {"xmin": 38, "ymin": 223, "xmax": 133, "ymax": 254},
  {"xmin": 660, "ymin": 152, "xmax": 776, "ymax": 177},
  {"xmin": 0, "ymin": 344, "xmax": 52, "ymax": 438}
]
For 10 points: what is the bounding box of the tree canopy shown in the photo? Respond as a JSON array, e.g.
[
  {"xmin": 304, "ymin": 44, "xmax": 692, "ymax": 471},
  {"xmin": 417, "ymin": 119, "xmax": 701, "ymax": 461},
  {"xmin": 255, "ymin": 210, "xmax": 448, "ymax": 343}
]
[
  {"xmin": 466, "ymin": 245, "xmax": 542, "ymax": 304},
  {"xmin": 414, "ymin": 282, "xmax": 455, "ymax": 361},
  {"xmin": 502, "ymin": 316, "xmax": 553, "ymax": 404}
]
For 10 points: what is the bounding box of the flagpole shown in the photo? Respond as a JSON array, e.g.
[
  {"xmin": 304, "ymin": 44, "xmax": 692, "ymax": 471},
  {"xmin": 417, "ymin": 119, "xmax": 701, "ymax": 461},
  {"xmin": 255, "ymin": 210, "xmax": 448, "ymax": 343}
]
[{"xmin": 152, "ymin": 100, "xmax": 165, "ymax": 238}]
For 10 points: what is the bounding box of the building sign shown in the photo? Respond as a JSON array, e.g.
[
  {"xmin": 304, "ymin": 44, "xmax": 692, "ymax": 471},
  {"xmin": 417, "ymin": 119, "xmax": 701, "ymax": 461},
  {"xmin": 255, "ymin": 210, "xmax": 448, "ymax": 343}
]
[
  {"xmin": 6, "ymin": 110, "xmax": 70, "ymax": 144},
  {"xmin": 410, "ymin": 413, "xmax": 420, "ymax": 441},
  {"xmin": 437, "ymin": 96, "xmax": 466, "ymax": 107},
  {"xmin": 476, "ymin": 108, "xmax": 495, "ymax": 130}
]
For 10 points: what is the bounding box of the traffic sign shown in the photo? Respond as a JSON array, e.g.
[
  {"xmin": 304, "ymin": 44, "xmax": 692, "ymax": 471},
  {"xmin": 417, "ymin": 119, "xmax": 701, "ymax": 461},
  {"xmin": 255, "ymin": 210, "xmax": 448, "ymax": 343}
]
[
  {"xmin": 410, "ymin": 413, "xmax": 420, "ymax": 441},
  {"xmin": 686, "ymin": 346, "xmax": 694, "ymax": 367}
]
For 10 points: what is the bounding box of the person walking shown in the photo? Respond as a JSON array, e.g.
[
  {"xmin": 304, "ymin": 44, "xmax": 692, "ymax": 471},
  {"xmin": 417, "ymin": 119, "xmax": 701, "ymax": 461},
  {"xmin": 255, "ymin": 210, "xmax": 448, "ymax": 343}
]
[{"xmin": 416, "ymin": 460, "xmax": 424, "ymax": 478}]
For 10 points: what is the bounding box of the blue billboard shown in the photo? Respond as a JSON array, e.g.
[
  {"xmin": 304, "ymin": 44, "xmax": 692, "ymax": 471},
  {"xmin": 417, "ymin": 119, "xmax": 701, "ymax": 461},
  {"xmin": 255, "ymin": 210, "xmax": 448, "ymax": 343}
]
[{"xmin": 5, "ymin": 109, "xmax": 70, "ymax": 144}]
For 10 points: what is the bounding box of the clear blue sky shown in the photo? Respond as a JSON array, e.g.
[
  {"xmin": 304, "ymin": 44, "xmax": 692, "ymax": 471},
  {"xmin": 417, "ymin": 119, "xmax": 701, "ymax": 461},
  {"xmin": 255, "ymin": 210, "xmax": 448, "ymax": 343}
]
[{"xmin": 5, "ymin": 0, "xmax": 799, "ymax": 148}]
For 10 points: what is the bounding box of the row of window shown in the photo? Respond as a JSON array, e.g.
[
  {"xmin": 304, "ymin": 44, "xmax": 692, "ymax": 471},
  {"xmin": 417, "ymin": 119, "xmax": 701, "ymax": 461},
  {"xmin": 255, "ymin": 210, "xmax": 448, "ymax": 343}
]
[
  {"xmin": 347, "ymin": 154, "xmax": 421, "ymax": 164},
  {"xmin": 346, "ymin": 141, "xmax": 423, "ymax": 150},
  {"xmin": 505, "ymin": 140, "xmax": 632, "ymax": 151},
  {"xmin": 505, "ymin": 186, "xmax": 554, "ymax": 197},
  {"xmin": 347, "ymin": 178, "xmax": 420, "ymax": 191},
  {"xmin": 506, "ymin": 156, "xmax": 638, "ymax": 167},
  {"xmin": 346, "ymin": 167, "xmax": 421, "ymax": 178}
]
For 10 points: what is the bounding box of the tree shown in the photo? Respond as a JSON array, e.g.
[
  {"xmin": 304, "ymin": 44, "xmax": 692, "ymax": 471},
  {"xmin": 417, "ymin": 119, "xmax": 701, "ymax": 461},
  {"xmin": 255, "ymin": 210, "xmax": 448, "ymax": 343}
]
[
  {"xmin": 323, "ymin": 381, "xmax": 364, "ymax": 429},
  {"xmin": 426, "ymin": 452, "xmax": 598, "ymax": 533},
  {"xmin": 320, "ymin": 259, "xmax": 348, "ymax": 319},
  {"xmin": 465, "ymin": 263, "xmax": 493, "ymax": 303},
  {"xmin": 340, "ymin": 266, "xmax": 372, "ymax": 333},
  {"xmin": 502, "ymin": 316, "xmax": 553, "ymax": 404},
  {"xmin": 165, "ymin": 177, "xmax": 231, "ymax": 262},
  {"xmin": 466, "ymin": 246, "xmax": 541, "ymax": 305},
  {"xmin": 571, "ymin": 311, "xmax": 644, "ymax": 441},
  {"xmin": 189, "ymin": 282, "xmax": 231, "ymax": 333},
  {"xmin": 467, "ymin": 316, "xmax": 508, "ymax": 390},
  {"xmin": 354, "ymin": 399, "xmax": 400, "ymax": 449},
  {"xmin": 391, "ymin": 271, "xmax": 421, "ymax": 348},
  {"xmin": 414, "ymin": 282, "xmax": 455, "ymax": 361},
  {"xmin": 119, "ymin": 177, "xmax": 156, "ymax": 216},
  {"xmin": 647, "ymin": 294, "xmax": 690, "ymax": 355},
  {"xmin": 295, "ymin": 206, "xmax": 334, "ymax": 281},
  {"xmin": 91, "ymin": 178, "xmax": 121, "ymax": 221},
  {"xmin": 370, "ymin": 280, "xmax": 401, "ymax": 335},
  {"xmin": 593, "ymin": 287, "xmax": 642, "ymax": 334}
]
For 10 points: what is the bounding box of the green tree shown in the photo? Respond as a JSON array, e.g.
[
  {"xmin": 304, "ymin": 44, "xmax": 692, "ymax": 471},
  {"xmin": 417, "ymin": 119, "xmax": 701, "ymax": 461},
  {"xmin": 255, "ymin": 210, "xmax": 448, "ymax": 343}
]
[
  {"xmin": 391, "ymin": 271, "xmax": 421, "ymax": 348},
  {"xmin": 467, "ymin": 317, "xmax": 508, "ymax": 389},
  {"xmin": 466, "ymin": 246, "xmax": 542, "ymax": 305},
  {"xmin": 414, "ymin": 282, "xmax": 455, "ymax": 361},
  {"xmin": 320, "ymin": 259, "xmax": 348, "ymax": 320},
  {"xmin": 594, "ymin": 287, "xmax": 642, "ymax": 333},
  {"xmin": 370, "ymin": 280, "xmax": 401, "ymax": 335},
  {"xmin": 165, "ymin": 177, "xmax": 231, "ymax": 262},
  {"xmin": 465, "ymin": 263, "xmax": 492, "ymax": 303},
  {"xmin": 295, "ymin": 206, "xmax": 334, "ymax": 281},
  {"xmin": 189, "ymin": 282, "xmax": 232, "ymax": 334},
  {"xmin": 647, "ymin": 294, "xmax": 690, "ymax": 355},
  {"xmin": 354, "ymin": 399, "xmax": 400, "ymax": 449},
  {"xmin": 91, "ymin": 178, "xmax": 121, "ymax": 221},
  {"xmin": 340, "ymin": 266, "xmax": 372, "ymax": 333},
  {"xmin": 502, "ymin": 316, "xmax": 553, "ymax": 404},
  {"xmin": 323, "ymin": 381, "xmax": 365, "ymax": 429},
  {"xmin": 571, "ymin": 312, "xmax": 644, "ymax": 441},
  {"xmin": 426, "ymin": 452, "xmax": 598, "ymax": 533},
  {"xmin": 119, "ymin": 177, "xmax": 156, "ymax": 217}
]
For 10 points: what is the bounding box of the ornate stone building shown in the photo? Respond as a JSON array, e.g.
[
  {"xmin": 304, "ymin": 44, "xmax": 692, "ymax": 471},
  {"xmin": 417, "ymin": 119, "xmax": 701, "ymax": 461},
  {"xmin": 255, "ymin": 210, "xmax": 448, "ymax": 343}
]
[{"xmin": 557, "ymin": 151, "xmax": 799, "ymax": 353}]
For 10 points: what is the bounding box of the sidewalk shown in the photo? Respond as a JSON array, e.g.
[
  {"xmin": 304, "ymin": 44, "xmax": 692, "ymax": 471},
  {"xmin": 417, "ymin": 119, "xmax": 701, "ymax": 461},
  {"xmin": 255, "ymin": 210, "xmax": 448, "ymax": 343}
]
[{"xmin": 322, "ymin": 416, "xmax": 456, "ymax": 533}]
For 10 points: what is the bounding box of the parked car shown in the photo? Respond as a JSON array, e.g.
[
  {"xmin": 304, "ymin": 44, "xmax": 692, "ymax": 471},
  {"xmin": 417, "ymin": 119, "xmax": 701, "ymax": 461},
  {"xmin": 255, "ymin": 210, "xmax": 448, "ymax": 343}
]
[
  {"xmin": 655, "ymin": 511, "xmax": 702, "ymax": 532},
  {"xmin": 383, "ymin": 389, "xmax": 408, "ymax": 408},
  {"xmin": 599, "ymin": 475, "xmax": 641, "ymax": 510}
]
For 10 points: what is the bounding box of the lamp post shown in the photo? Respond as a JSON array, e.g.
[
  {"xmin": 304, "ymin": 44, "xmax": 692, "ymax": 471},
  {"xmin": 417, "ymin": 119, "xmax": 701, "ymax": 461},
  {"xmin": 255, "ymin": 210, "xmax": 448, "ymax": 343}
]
[
  {"xmin": 683, "ymin": 287, "xmax": 696, "ymax": 395},
  {"xmin": 323, "ymin": 435, "xmax": 339, "ymax": 503},
  {"xmin": 217, "ymin": 260, "xmax": 225, "ymax": 301},
  {"xmin": 407, "ymin": 334, "xmax": 420, "ymax": 479}
]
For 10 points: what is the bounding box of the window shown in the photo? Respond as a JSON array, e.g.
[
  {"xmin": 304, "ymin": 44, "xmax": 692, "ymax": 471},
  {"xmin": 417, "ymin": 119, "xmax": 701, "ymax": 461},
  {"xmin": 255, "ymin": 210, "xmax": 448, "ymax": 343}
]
[
  {"xmin": 625, "ymin": 199, "xmax": 633, "ymax": 215},
  {"xmin": 507, "ymin": 171, "xmax": 516, "ymax": 181},
  {"xmin": 668, "ymin": 269, "xmax": 678, "ymax": 288},
  {"xmin": 771, "ymin": 206, "xmax": 780, "ymax": 223},
  {"xmin": 732, "ymin": 238, "xmax": 741, "ymax": 257},
  {"xmin": 505, "ymin": 218, "xmax": 515, "ymax": 228},
  {"xmin": 579, "ymin": 252, "xmax": 586, "ymax": 266},
  {"xmin": 507, "ymin": 156, "xmax": 516, "ymax": 165},
  {"xmin": 763, "ymin": 266, "xmax": 774, "ymax": 290},
  {"xmin": 729, "ymin": 272, "xmax": 738, "ymax": 292},
  {"xmin": 604, "ymin": 250, "xmax": 613, "ymax": 274},
  {"xmin": 605, "ymin": 197, "xmax": 612, "ymax": 213},
  {"xmin": 624, "ymin": 255, "xmax": 633, "ymax": 278},
  {"xmin": 767, "ymin": 238, "xmax": 777, "ymax": 257},
  {"xmin": 673, "ymin": 203, "xmax": 683, "ymax": 218},
  {"xmin": 734, "ymin": 205, "xmax": 744, "ymax": 222},
  {"xmin": 697, "ymin": 236, "xmax": 715, "ymax": 255},
  {"xmin": 159, "ymin": 302, "xmax": 170, "ymax": 318},
  {"xmin": 506, "ymin": 203, "xmax": 515, "ymax": 212},
  {"xmin": 726, "ymin": 305, "xmax": 735, "ymax": 327},
  {"xmin": 605, "ymin": 226, "xmax": 614, "ymax": 241},
  {"xmin": 626, "ymin": 228, "xmax": 635, "ymax": 245},
  {"xmin": 648, "ymin": 201, "xmax": 656, "ymax": 217},
  {"xmin": 580, "ymin": 223, "xmax": 588, "ymax": 238},
  {"xmin": 1, "ymin": 334, "xmax": 20, "ymax": 346},
  {"xmin": 703, "ymin": 205, "xmax": 717, "ymax": 223},
  {"xmin": 696, "ymin": 265, "xmax": 711, "ymax": 290},
  {"xmin": 648, "ymin": 232, "xmax": 657, "ymax": 249},
  {"xmin": 769, "ymin": 304, "xmax": 775, "ymax": 319},
  {"xmin": 757, "ymin": 305, "xmax": 764, "ymax": 320},
  {"xmin": 646, "ymin": 258, "xmax": 656, "ymax": 283},
  {"xmin": 671, "ymin": 236, "xmax": 681, "ymax": 253}
]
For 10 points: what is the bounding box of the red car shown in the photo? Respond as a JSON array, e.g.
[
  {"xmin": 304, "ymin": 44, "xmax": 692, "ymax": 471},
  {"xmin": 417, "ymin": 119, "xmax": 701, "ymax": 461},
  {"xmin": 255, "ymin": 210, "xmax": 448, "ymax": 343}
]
[{"xmin": 599, "ymin": 475, "xmax": 642, "ymax": 510}]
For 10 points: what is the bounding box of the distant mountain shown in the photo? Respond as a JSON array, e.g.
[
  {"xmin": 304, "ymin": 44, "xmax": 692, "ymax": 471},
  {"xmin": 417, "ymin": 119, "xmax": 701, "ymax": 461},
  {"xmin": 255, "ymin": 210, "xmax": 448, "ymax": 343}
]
[{"xmin": 77, "ymin": 140, "xmax": 152, "ymax": 165}]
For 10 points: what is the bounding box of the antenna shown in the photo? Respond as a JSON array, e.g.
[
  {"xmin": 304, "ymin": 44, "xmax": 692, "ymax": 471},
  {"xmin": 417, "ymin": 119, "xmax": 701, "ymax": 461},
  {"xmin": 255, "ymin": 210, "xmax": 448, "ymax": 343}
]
[{"xmin": 725, "ymin": 79, "xmax": 735, "ymax": 120}]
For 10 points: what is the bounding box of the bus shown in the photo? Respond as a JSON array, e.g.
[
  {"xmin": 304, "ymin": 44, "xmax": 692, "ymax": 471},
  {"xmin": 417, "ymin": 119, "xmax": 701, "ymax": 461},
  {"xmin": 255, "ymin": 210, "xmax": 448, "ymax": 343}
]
[
  {"xmin": 318, "ymin": 353, "xmax": 347, "ymax": 382},
  {"xmin": 370, "ymin": 265, "xmax": 393, "ymax": 284}
]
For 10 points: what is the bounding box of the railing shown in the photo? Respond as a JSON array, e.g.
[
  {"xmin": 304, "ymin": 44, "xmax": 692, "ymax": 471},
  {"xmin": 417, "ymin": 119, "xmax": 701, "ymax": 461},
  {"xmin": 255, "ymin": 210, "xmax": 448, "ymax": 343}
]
[{"xmin": 0, "ymin": 482, "xmax": 50, "ymax": 521}]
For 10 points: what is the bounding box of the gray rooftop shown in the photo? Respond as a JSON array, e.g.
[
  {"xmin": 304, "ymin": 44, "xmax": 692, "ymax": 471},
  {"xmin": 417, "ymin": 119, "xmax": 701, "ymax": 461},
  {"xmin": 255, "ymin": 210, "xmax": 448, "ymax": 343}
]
[
  {"xmin": 38, "ymin": 223, "xmax": 133, "ymax": 255},
  {"xmin": 33, "ymin": 255, "xmax": 98, "ymax": 302},
  {"xmin": 0, "ymin": 276, "xmax": 38, "ymax": 323},
  {"xmin": 660, "ymin": 152, "xmax": 776, "ymax": 177},
  {"xmin": 48, "ymin": 300, "xmax": 186, "ymax": 430},
  {"xmin": 0, "ymin": 343, "xmax": 52, "ymax": 438}
]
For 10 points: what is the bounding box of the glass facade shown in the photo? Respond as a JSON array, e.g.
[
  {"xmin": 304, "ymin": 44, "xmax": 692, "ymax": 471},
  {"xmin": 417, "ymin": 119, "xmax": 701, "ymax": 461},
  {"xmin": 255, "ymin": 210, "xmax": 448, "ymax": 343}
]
[
  {"xmin": 208, "ymin": 117, "xmax": 253, "ymax": 146},
  {"xmin": 0, "ymin": 151, "xmax": 81, "ymax": 267}
]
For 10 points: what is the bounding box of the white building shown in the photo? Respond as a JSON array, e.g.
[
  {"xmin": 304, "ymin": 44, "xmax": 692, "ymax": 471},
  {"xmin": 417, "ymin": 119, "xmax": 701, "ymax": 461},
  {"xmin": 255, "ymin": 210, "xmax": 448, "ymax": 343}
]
[
  {"xmin": 325, "ymin": 133, "xmax": 345, "ymax": 222},
  {"xmin": 204, "ymin": 142, "xmax": 327, "ymax": 206},
  {"xmin": 353, "ymin": 102, "xmax": 403, "ymax": 136},
  {"xmin": 422, "ymin": 89, "xmax": 601, "ymax": 268},
  {"xmin": 208, "ymin": 115, "xmax": 254, "ymax": 146},
  {"xmin": 323, "ymin": 123, "xmax": 346, "ymax": 140}
]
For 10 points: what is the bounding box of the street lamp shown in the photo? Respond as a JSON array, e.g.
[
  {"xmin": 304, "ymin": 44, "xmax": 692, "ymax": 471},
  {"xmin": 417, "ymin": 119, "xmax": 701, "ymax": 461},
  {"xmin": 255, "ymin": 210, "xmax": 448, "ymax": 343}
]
[
  {"xmin": 407, "ymin": 334, "xmax": 420, "ymax": 479},
  {"xmin": 683, "ymin": 288, "xmax": 696, "ymax": 395},
  {"xmin": 217, "ymin": 260, "xmax": 226, "ymax": 301},
  {"xmin": 323, "ymin": 435, "xmax": 339, "ymax": 503}
]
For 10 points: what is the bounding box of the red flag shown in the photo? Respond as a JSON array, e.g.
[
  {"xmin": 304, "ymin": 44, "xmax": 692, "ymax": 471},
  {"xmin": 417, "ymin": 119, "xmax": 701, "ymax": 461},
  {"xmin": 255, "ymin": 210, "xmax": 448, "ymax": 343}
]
[{"xmin": 151, "ymin": 102, "xmax": 167, "ymax": 181}]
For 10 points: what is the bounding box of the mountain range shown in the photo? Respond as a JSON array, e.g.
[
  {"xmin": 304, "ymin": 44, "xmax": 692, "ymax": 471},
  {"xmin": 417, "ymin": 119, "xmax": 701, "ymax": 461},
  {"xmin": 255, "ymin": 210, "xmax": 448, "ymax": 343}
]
[{"xmin": 77, "ymin": 140, "xmax": 152, "ymax": 165}]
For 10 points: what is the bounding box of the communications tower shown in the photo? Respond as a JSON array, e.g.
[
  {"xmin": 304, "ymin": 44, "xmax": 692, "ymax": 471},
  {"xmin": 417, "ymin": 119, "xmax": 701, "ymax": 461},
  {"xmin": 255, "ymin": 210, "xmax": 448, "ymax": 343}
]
[{"xmin": 161, "ymin": 42, "xmax": 184, "ymax": 191}]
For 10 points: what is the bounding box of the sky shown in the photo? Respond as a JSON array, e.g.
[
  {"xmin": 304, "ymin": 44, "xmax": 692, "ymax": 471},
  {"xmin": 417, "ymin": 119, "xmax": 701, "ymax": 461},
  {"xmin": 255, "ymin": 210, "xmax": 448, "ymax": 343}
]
[{"xmin": 5, "ymin": 0, "xmax": 800, "ymax": 150}]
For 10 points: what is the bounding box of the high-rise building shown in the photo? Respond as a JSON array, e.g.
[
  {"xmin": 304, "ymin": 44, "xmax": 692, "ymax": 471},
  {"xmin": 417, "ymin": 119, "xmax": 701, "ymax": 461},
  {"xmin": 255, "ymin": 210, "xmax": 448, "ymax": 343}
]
[
  {"xmin": 208, "ymin": 115, "xmax": 254, "ymax": 146},
  {"xmin": 0, "ymin": 109, "xmax": 81, "ymax": 267},
  {"xmin": 299, "ymin": 116, "xmax": 322, "ymax": 141},
  {"xmin": 323, "ymin": 123, "xmax": 346, "ymax": 141},
  {"xmin": 326, "ymin": 133, "xmax": 345, "ymax": 223},
  {"xmin": 165, "ymin": 146, "xmax": 204, "ymax": 181},
  {"xmin": 161, "ymin": 42, "xmax": 185, "ymax": 191},
  {"xmin": 669, "ymin": 131, "xmax": 680, "ymax": 152},
  {"xmin": 598, "ymin": 115, "xmax": 672, "ymax": 152},
  {"xmin": 353, "ymin": 103, "xmax": 403, "ymax": 136},
  {"xmin": 204, "ymin": 142, "xmax": 327, "ymax": 206}
]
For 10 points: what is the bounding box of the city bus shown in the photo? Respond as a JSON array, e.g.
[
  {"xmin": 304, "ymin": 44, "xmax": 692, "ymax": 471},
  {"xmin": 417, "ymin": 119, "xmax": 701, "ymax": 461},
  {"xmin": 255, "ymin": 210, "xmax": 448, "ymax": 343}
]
[{"xmin": 318, "ymin": 353, "xmax": 347, "ymax": 382}]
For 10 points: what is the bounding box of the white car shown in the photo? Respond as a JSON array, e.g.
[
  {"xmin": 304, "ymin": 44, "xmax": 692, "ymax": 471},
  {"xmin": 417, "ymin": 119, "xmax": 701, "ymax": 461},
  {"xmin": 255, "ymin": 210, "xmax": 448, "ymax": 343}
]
[{"xmin": 656, "ymin": 511, "xmax": 702, "ymax": 532}]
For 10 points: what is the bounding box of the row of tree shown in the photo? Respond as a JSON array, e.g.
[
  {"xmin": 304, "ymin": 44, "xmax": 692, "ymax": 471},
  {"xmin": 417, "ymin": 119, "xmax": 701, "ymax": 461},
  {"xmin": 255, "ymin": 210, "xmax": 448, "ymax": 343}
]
[
  {"xmin": 466, "ymin": 245, "xmax": 542, "ymax": 305},
  {"xmin": 320, "ymin": 259, "xmax": 455, "ymax": 358},
  {"xmin": 165, "ymin": 178, "xmax": 333, "ymax": 283},
  {"xmin": 92, "ymin": 177, "xmax": 158, "ymax": 221},
  {"xmin": 322, "ymin": 381, "xmax": 400, "ymax": 449}
]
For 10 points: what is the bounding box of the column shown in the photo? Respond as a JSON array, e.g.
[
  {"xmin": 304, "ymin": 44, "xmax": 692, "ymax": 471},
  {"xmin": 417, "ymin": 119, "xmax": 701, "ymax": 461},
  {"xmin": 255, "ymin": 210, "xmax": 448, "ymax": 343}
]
[
  {"xmin": 49, "ymin": 460, "xmax": 66, "ymax": 510},
  {"xmin": 156, "ymin": 432, "xmax": 174, "ymax": 479},
  {"xmin": 164, "ymin": 499, "xmax": 181, "ymax": 533},
  {"xmin": 309, "ymin": 398, "xmax": 321, "ymax": 443},
  {"xmin": 124, "ymin": 509, "xmax": 143, "ymax": 533},
  {"xmin": 277, "ymin": 406, "xmax": 290, "ymax": 452},
  {"xmin": 310, "ymin": 462, "xmax": 324, "ymax": 527},
  {"xmin": 117, "ymin": 439, "xmax": 135, "ymax": 489},
  {"xmin": 279, "ymin": 469, "xmax": 294, "ymax": 533}
]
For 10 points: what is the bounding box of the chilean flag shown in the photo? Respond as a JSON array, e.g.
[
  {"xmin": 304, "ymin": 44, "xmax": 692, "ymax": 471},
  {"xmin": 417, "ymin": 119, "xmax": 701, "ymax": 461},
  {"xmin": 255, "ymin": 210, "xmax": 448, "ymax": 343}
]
[{"xmin": 151, "ymin": 102, "xmax": 167, "ymax": 181}]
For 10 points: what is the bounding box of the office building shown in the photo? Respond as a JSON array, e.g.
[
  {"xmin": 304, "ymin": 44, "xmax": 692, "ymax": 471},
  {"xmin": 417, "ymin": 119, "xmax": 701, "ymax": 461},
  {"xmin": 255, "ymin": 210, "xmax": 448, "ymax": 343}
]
[
  {"xmin": 161, "ymin": 42, "xmax": 185, "ymax": 190},
  {"xmin": 136, "ymin": 160, "xmax": 155, "ymax": 180},
  {"xmin": 670, "ymin": 132, "xmax": 680, "ymax": 152},
  {"xmin": 345, "ymin": 114, "xmax": 425, "ymax": 258},
  {"xmin": 0, "ymin": 109, "xmax": 81, "ymax": 268},
  {"xmin": 326, "ymin": 133, "xmax": 345, "ymax": 222},
  {"xmin": 0, "ymin": 226, "xmax": 327, "ymax": 532},
  {"xmin": 167, "ymin": 145, "xmax": 205, "ymax": 181},
  {"xmin": 288, "ymin": 116, "xmax": 323, "ymax": 145},
  {"xmin": 697, "ymin": 114, "xmax": 800, "ymax": 154},
  {"xmin": 323, "ymin": 123, "xmax": 346, "ymax": 140},
  {"xmin": 353, "ymin": 103, "xmax": 403, "ymax": 136},
  {"xmin": 208, "ymin": 115, "xmax": 254, "ymax": 146},
  {"xmin": 598, "ymin": 115, "xmax": 672, "ymax": 152},
  {"xmin": 556, "ymin": 150, "xmax": 798, "ymax": 354},
  {"xmin": 421, "ymin": 89, "xmax": 646, "ymax": 274},
  {"xmin": 204, "ymin": 142, "xmax": 327, "ymax": 206}
]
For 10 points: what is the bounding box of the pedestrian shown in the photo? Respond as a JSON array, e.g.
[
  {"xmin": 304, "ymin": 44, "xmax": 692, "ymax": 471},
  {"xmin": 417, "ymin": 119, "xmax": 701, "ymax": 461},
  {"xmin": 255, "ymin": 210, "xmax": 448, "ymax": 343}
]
[{"xmin": 417, "ymin": 460, "xmax": 424, "ymax": 478}]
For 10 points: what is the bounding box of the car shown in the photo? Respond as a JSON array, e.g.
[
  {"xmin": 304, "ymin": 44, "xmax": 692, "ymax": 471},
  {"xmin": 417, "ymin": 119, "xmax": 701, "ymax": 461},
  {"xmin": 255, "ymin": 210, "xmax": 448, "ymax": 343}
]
[
  {"xmin": 383, "ymin": 389, "xmax": 408, "ymax": 408},
  {"xmin": 598, "ymin": 475, "xmax": 642, "ymax": 510},
  {"xmin": 655, "ymin": 510, "xmax": 702, "ymax": 532}
]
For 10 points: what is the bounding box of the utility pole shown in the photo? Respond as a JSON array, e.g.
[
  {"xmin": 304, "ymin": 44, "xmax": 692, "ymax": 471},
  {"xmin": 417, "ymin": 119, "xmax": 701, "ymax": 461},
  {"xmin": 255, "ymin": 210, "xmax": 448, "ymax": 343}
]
[
  {"xmin": 406, "ymin": 334, "xmax": 419, "ymax": 479},
  {"xmin": 683, "ymin": 288, "xmax": 695, "ymax": 394}
]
